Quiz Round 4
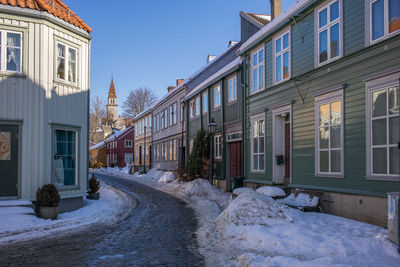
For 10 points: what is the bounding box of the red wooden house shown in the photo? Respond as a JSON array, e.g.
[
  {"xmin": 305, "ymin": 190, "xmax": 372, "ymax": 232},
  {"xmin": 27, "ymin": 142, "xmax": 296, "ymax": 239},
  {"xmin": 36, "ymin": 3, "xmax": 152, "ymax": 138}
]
[{"xmin": 105, "ymin": 126, "xmax": 135, "ymax": 167}]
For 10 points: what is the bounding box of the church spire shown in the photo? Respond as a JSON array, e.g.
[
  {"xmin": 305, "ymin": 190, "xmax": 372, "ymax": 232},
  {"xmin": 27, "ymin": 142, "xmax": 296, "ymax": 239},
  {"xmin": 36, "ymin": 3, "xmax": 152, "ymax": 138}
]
[{"xmin": 108, "ymin": 78, "xmax": 116, "ymax": 99}]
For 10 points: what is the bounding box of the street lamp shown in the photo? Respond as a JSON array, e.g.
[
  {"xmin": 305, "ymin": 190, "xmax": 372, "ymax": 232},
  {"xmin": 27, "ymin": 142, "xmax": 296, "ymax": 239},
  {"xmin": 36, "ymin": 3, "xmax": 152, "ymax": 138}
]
[
  {"xmin": 144, "ymin": 125, "xmax": 147, "ymax": 174},
  {"xmin": 208, "ymin": 117, "xmax": 217, "ymax": 185}
]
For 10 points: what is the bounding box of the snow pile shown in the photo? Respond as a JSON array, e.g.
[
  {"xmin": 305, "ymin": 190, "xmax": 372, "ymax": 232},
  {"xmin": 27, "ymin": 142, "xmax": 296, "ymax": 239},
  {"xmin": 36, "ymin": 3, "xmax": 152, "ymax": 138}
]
[
  {"xmin": 0, "ymin": 182, "xmax": 133, "ymax": 245},
  {"xmin": 279, "ymin": 193, "xmax": 319, "ymax": 207},
  {"xmin": 256, "ymin": 186, "xmax": 286, "ymax": 198},
  {"xmin": 158, "ymin": 172, "xmax": 175, "ymax": 183}
]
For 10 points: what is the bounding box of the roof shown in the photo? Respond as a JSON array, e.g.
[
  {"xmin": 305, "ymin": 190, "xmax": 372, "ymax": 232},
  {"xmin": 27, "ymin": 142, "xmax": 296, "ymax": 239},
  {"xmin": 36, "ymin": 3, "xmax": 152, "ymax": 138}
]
[
  {"xmin": 89, "ymin": 141, "xmax": 105, "ymax": 151},
  {"xmin": 133, "ymin": 102, "xmax": 156, "ymax": 121},
  {"xmin": 185, "ymin": 56, "xmax": 242, "ymax": 101},
  {"xmin": 104, "ymin": 126, "xmax": 134, "ymax": 142},
  {"xmin": 241, "ymin": 12, "xmax": 271, "ymax": 28},
  {"xmin": 0, "ymin": 0, "xmax": 92, "ymax": 33},
  {"xmin": 108, "ymin": 78, "xmax": 116, "ymax": 98},
  {"xmin": 238, "ymin": 0, "xmax": 312, "ymax": 55}
]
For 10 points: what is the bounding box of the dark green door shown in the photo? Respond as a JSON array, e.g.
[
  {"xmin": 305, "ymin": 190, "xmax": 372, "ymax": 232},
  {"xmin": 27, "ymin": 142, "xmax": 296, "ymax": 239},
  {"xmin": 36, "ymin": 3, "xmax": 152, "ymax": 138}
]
[{"xmin": 0, "ymin": 125, "xmax": 18, "ymax": 197}]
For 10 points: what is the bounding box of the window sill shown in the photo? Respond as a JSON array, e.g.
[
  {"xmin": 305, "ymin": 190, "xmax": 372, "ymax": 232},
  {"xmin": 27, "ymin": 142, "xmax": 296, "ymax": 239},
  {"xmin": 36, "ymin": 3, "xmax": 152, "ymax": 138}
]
[
  {"xmin": 273, "ymin": 77, "xmax": 290, "ymax": 86},
  {"xmin": 56, "ymin": 184, "xmax": 81, "ymax": 191},
  {"xmin": 227, "ymin": 100, "xmax": 238, "ymax": 105},
  {"xmin": 368, "ymin": 30, "xmax": 400, "ymax": 47},
  {"xmin": 250, "ymin": 170, "xmax": 265, "ymax": 174},
  {"xmin": 0, "ymin": 71, "xmax": 26, "ymax": 78},
  {"xmin": 54, "ymin": 79, "xmax": 80, "ymax": 89},
  {"xmin": 365, "ymin": 176, "xmax": 400, "ymax": 182},
  {"xmin": 214, "ymin": 106, "xmax": 222, "ymax": 111},
  {"xmin": 316, "ymin": 55, "xmax": 342, "ymax": 68},
  {"xmin": 249, "ymin": 87, "xmax": 265, "ymax": 97},
  {"xmin": 314, "ymin": 173, "xmax": 344, "ymax": 179}
]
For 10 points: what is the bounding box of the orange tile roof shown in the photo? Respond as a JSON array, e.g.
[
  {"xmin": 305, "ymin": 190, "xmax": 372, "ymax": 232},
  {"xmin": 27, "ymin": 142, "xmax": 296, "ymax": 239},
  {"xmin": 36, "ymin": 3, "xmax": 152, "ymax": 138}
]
[
  {"xmin": 108, "ymin": 78, "xmax": 116, "ymax": 98},
  {"xmin": 0, "ymin": 0, "xmax": 92, "ymax": 33}
]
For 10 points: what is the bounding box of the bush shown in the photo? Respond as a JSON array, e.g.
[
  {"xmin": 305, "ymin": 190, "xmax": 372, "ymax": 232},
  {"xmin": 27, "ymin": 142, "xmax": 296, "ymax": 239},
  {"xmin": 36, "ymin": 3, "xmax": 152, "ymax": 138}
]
[
  {"xmin": 88, "ymin": 174, "xmax": 100, "ymax": 193},
  {"xmin": 188, "ymin": 129, "xmax": 210, "ymax": 180},
  {"xmin": 36, "ymin": 184, "xmax": 60, "ymax": 207}
]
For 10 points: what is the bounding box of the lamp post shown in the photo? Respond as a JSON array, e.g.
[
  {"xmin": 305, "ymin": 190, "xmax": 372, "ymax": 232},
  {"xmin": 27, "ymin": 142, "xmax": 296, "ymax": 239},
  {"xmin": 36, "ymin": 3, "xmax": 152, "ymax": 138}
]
[
  {"xmin": 208, "ymin": 117, "xmax": 216, "ymax": 185},
  {"xmin": 144, "ymin": 125, "xmax": 147, "ymax": 174},
  {"xmin": 180, "ymin": 101, "xmax": 186, "ymax": 170}
]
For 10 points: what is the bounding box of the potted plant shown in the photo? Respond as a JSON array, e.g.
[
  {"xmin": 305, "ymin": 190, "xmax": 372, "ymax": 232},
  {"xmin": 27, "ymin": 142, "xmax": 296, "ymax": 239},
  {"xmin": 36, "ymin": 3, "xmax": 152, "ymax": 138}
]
[
  {"xmin": 36, "ymin": 184, "xmax": 60, "ymax": 220},
  {"xmin": 87, "ymin": 174, "xmax": 100, "ymax": 200}
]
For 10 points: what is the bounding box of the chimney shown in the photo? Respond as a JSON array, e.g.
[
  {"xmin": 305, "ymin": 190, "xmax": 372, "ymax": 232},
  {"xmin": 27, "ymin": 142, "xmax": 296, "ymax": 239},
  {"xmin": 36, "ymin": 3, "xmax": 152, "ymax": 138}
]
[
  {"xmin": 176, "ymin": 79, "xmax": 184, "ymax": 86},
  {"xmin": 168, "ymin": 86, "xmax": 175, "ymax": 92},
  {"xmin": 269, "ymin": 0, "xmax": 281, "ymax": 20},
  {"xmin": 207, "ymin": 55, "xmax": 216, "ymax": 64},
  {"xmin": 228, "ymin": 41, "xmax": 238, "ymax": 48}
]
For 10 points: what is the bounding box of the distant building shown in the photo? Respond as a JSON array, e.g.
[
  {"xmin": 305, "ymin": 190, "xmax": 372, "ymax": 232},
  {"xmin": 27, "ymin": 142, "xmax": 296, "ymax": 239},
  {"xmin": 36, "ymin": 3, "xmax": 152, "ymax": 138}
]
[{"xmin": 104, "ymin": 126, "xmax": 135, "ymax": 168}]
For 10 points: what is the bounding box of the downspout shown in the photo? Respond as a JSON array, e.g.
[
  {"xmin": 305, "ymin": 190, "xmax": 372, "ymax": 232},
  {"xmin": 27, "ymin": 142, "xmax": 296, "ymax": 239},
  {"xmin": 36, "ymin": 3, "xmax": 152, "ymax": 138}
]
[
  {"xmin": 86, "ymin": 38, "xmax": 91, "ymax": 192},
  {"xmin": 185, "ymin": 98, "xmax": 189, "ymax": 167},
  {"xmin": 221, "ymin": 79, "xmax": 226, "ymax": 183},
  {"xmin": 241, "ymin": 56, "xmax": 247, "ymax": 182}
]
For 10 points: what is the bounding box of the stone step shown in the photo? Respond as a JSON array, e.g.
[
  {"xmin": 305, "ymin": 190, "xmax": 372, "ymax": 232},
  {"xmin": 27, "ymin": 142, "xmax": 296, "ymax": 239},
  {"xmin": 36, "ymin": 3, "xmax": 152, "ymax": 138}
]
[
  {"xmin": 0, "ymin": 200, "xmax": 32, "ymax": 207},
  {"xmin": 0, "ymin": 206, "xmax": 35, "ymax": 215}
]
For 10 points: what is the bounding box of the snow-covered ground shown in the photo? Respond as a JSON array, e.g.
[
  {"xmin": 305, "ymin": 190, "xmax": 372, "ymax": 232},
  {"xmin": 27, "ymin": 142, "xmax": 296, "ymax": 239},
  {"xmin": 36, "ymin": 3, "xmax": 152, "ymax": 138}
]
[
  {"xmin": 0, "ymin": 181, "xmax": 134, "ymax": 245},
  {"xmin": 98, "ymin": 167, "xmax": 400, "ymax": 267}
]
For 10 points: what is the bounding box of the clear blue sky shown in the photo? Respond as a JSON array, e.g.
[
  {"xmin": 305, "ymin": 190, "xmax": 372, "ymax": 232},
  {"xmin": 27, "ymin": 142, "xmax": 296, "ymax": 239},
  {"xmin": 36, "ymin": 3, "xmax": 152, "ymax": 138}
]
[{"xmin": 65, "ymin": 0, "xmax": 296, "ymax": 110}]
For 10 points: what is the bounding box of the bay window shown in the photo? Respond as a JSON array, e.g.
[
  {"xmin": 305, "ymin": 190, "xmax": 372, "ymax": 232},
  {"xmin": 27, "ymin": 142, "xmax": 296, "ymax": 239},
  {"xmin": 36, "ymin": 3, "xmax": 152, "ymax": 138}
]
[
  {"xmin": 251, "ymin": 115, "xmax": 265, "ymax": 172},
  {"xmin": 274, "ymin": 30, "xmax": 291, "ymax": 84},
  {"xmin": 316, "ymin": 0, "xmax": 342, "ymax": 66},
  {"xmin": 251, "ymin": 46, "xmax": 264, "ymax": 93},
  {"xmin": 369, "ymin": 0, "xmax": 400, "ymax": 43},
  {"xmin": 366, "ymin": 75, "xmax": 399, "ymax": 178},
  {"xmin": 0, "ymin": 30, "xmax": 22, "ymax": 72},
  {"xmin": 56, "ymin": 42, "xmax": 77, "ymax": 84},
  {"xmin": 315, "ymin": 90, "xmax": 344, "ymax": 176}
]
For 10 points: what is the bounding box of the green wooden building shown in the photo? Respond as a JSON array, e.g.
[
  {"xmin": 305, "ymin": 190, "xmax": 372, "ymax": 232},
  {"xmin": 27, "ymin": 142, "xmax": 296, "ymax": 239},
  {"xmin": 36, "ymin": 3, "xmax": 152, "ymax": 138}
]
[{"xmin": 238, "ymin": 0, "xmax": 399, "ymax": 227}]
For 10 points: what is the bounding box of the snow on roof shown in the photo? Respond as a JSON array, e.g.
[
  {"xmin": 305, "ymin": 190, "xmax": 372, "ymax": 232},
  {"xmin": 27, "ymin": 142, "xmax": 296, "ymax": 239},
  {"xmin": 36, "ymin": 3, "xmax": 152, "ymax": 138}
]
[
  {"xmin": 240, "ymin": 12, "xmax": 271, "ymax": 29},
  {"xmin": 90, "ymin": 141, "xmax": 105, "ymax": 150},
  {"xmin": 185, "ymin": 57, "xmax": 242, "ymax": 101},
  {"xmin": 238, "ymin": 0, "xmax": 312, "ymax": 55},
  {"xmin": 133, "ymin": 102, "xmax": 157, "ymax": 121}
]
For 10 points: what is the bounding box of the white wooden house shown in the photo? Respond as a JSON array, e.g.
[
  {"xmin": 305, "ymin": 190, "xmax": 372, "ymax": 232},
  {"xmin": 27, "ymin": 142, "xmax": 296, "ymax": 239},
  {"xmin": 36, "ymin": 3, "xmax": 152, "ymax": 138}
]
[{"xmin": 0, "ymin": 0, "xmax": 91, "ymax": 211}]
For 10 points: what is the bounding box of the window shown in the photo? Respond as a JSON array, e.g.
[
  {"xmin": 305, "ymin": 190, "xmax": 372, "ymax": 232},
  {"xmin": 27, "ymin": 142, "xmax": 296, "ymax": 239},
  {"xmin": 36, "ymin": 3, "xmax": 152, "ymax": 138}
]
[
  {"xmin": 173, "ymin": 139, "xmax": 177, "ymax": 161},
  {"xmin": 214, "ymin": 135, "xmax": 222, "ymax": 159},
  {"xmin": 53, "ymin": 128, "xmax": 77, "ymax": 186},
  {"xmin": 316, "ymin": 0, "xmax": 342, "ymax": 66},
  {"xmin": 164, "ymin": 109, "xmax": 168, "ymax": 128},
  {"xmin": 173, "ymin": 103, "xmax": 177, "ymax": 125},
  {"xmin": 251, "ymin": 46, "xmax": 264, "ymax": 93},
  {"xmin": 124, "ymin": 140, "xmax": 132, "ymax": 148},
  {"xmin": 315, "ymin": 90, "xmax": 343, "ymax": 175},
  {"xmin": 228, "ymin": 76, "xmax": 238, "ymax": 102},
  {"xmin": 56, "ymin": 42, "xmax": 77, "ymax": 84},
  {"xmin": 274, "ymin": 30, "xmax": 291, "ymax": 84},
  {"xmin": 164, "ymin": 142, "xmax": 168, "ymax": 161},
  {"xmin": 189, "ymin": 139, "xmax": 194, "ymax": 154},
  {"xmin": 190, "ymin": 100, "xmax": 195, "ymax": 119},
  {"xmin": 202, "ymin": 91, "xmax": 208, "ymax": 113},
  {"xmin": 135, "ymin": 145, "xmax": 138, "ymax": 160},
  {"xmin": 366, "ymin": 75, "xmax": 399, "ymax": 178},
  {"xmin": 214, "ymin": 85, "xmax": 221, "ymax": 108},
  {"xmin": 195, "ymin": 95, "xmax": 201, "ymax": 115},
  {"xmin": 125, "ymin": 153, "xmax": 133, "ymax": 164},
  {"xmin": 251, "ymin": 116, "xmax": 265, "ymax": 172},
  {"xmin": 369, "ymin": 0, "xmax": 400, "ymax": 43},
  {"xmin": 169, "ymin": 105, "xmax": 173, "ymax": 126},
  {"xmin": 169, "ymin": 140, "xmax": 173, "ymax": 161},
  {"xmin": 181, "ymin": 103, "xmax": 185, "ymax": 122},
  {"xmin": 0, "ymin": 31, "xmax": 22, "ymax": 72}
]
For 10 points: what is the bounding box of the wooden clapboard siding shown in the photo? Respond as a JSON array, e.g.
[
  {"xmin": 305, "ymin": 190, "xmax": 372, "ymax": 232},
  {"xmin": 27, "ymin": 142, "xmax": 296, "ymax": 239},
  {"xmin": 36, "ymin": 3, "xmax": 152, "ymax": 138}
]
[{"xmin": 0, "ymin": 11, "xmax": 90, "ymax": 200}]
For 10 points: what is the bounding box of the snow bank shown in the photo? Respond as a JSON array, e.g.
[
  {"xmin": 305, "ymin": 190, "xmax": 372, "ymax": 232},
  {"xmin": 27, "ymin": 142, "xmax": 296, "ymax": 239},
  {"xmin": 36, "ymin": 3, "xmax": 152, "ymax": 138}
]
[
  {"xmin": 96, "ymin": 169, "xmax": 400, "ymax": 267},
  {"xmin": 0, "ymin": 181, "xmax": 133, "ymax": 245},
  {"xmin": 279, "ymin": 193, "xmax": 319, "ymax": 207},
  {"xmin": 256, "ymin": 186, "xmax": 286, "ymax": 198}
]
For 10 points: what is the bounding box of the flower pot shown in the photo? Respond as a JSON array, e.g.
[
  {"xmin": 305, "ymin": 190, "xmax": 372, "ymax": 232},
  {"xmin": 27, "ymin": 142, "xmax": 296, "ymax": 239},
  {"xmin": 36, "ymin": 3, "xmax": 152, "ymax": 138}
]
[
  {"xmin": 87, "ymin": 192, "xmax": 100, "ymax": 200},
  {"xmin": 39, "ymin": 206, "xmax": 59, "ymax": 220}
]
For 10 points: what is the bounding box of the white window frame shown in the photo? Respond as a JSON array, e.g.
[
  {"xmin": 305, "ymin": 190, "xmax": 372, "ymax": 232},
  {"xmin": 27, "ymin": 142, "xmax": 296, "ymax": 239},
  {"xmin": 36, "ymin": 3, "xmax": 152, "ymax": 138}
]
[
  {"xmin": 124, "ymin": 139, "xmax": 132, "ymax": 148},
  {"xmin": 173, "ymin": 102, "xmax": 177, "ymax": 125},
  {"xmin": 250, "ymin": 45, "xmax": 265, "ymax": 94},
  {"xmin": 169, "ymin": 105, "xmax": 174, "ymax": 127},
  {"xmin": 366, "ymin": 0, "xmax": 400, "ymax": 45},
  {"xmin": 314, "ymin": 89, "xmax": 344, "ymax": 177},
  {"xmin": 228, "ymin": 75, "xmax": 238, "ymax": 103},
  {"xmin": 189, "ymin": 99, "xmax": 195, "ymax": 119},
  {"xmin": 314, "ymin": 0, "xmax": 343, "ymax": 67},
  {"xmin": 250, "ymin": 113, "xmax": 265, "ymax": 173},
  {"xmin": 214, "ymin": 134, "xmax": 222, "ymax": 159},
  {"xmin": 0, "ymin": 30, "xmax": 23, "ymax": 73},
  {"xmin": 365, "ymin": 72, "xmax": 400, "ymax": 180},
  {"xmin": 273, "ymin": 28, "xmax": 291, "ymax": 85},
  {"xmin": 55, "ymin": 41, "xmax": 78, "ymax": 85},
  {"xmin": 195, "ymin": 95, "xmax": 201, "ymax": 116},
  {"xmin": 214, "ymin": 84, "xmax": 221, "ymax": 109},
  {"xmin": 202, "ymin": 91, "xmax": 208, "ymax": 114}
]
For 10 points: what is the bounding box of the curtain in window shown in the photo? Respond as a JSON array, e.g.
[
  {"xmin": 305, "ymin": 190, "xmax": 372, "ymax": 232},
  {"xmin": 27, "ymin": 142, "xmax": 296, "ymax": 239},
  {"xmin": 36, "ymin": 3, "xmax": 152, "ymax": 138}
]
[
  {"xmin": 68, "ymin": 48, "xmax": 76, "ymax": 82},
  {"xmin": 6, "ymin": 33, "xmax": 21, "ymax": 72},
  {"xmin": 57, "ymin": 44, "xmax": 65, "ymax": 79}
]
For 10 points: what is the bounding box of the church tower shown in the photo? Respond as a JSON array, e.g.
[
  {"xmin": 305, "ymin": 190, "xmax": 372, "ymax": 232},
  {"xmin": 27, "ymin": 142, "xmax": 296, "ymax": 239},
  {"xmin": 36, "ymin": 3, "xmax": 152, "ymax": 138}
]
[{"xmin": 106, "ymin": 78, "xmax": 118, "ymax": 122}]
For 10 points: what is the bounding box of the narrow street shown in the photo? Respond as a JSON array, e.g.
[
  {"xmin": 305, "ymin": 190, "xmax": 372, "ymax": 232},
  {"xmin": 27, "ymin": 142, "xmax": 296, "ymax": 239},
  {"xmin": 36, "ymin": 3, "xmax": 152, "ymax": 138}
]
[{"xmin": 0, "ymin": 173, "xmax": 204, "ymax": 267}]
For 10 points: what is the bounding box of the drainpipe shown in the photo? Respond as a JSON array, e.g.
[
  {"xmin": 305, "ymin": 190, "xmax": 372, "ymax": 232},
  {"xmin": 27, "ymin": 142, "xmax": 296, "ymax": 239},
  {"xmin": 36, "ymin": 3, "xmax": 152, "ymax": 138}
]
[
  {"xmin": 241, "ymin": 57, "xmax": 247, "ymax": 183},
  {"xmin": 221, "ymin": 79, "xmax": 226, "ymax": 185}
]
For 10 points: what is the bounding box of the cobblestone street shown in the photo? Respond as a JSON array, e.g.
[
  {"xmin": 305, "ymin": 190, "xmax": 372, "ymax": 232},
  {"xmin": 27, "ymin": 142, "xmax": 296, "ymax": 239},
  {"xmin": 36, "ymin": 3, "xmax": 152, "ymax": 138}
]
[{"xmin": 0, "ymin": 173, "xmax": 204, "ymax": 266}]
